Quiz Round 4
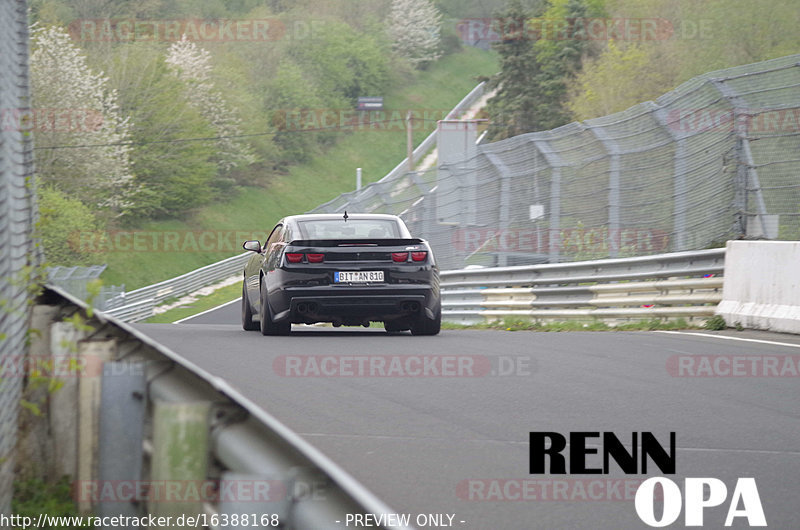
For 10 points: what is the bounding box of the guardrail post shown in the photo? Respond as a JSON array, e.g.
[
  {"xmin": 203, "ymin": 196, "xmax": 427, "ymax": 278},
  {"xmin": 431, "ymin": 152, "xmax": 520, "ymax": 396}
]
[
  {"xmin": 96, "ymin": 361, "xmax": 147, "ymax": 520},
  {"xmin": 77, "ymin": 338, "xmax": 117, "ymax": 513},
  {"xmin": 150, "ymin": 401, "xmax": 210, "ymax": 524}
]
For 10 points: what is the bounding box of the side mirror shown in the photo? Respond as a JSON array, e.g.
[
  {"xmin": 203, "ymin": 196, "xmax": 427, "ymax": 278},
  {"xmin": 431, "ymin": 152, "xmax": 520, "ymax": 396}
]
[{"xmin": 243, "ymin": 240, "xmax": 262, "ymax": 253}]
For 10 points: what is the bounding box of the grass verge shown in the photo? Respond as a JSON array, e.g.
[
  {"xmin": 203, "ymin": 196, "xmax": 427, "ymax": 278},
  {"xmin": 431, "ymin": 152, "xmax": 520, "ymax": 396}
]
[{"xmin": 145, "ymin": 282, "xmax": 241, "ymax": 324}]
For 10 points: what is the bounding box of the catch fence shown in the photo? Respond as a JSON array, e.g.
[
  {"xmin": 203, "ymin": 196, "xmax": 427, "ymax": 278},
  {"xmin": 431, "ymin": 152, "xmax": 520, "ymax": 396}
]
[{"xmin": 312, "ymin": 54, "xmax": 800, "ymax": 271}]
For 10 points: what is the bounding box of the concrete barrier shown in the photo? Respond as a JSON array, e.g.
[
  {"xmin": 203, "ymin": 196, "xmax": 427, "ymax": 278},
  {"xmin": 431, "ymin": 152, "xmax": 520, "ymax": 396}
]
[{"xmin": 716, "ymin": 241, "xmax": 800, "ymax": 333}]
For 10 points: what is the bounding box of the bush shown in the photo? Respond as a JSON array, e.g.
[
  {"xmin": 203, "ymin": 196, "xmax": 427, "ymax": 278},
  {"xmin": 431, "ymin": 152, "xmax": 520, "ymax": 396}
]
[
  {"xmin": 37, "ymin": 187, "xmax": 100, "ymax": 266},
  {"xmin": 704, "ymin": 315, "xmax": 727, "ymax": 331}
]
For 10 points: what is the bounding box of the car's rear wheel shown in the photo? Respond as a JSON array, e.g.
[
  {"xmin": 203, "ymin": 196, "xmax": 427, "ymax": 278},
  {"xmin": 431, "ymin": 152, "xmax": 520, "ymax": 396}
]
[
  {"xmin": 260, "ymin": 281, "xmax": 291, "ymax": 335},
  {"xmin": 410, "ymin": 304, "xmax": 441, "ymax": 336},
  {"xmin": 242, "ymin": 282, "xmax": 259, "ymax": 331}
]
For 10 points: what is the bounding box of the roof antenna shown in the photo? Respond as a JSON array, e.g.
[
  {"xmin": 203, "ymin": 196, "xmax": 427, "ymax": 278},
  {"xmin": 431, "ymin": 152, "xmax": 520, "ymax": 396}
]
[{"xmin": 343, "ymin": 210, "xmax": 348, "ymax": 222}]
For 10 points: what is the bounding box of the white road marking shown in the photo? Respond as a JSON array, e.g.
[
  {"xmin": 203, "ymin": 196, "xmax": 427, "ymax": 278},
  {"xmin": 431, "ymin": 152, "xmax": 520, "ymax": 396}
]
[
  {"xmin": 173, "ymin": 297, "xmax": 241, "ymax": 324},
  {"xmin": 655, "ymin": 330, "xmax": 800, "ymax": 349}
]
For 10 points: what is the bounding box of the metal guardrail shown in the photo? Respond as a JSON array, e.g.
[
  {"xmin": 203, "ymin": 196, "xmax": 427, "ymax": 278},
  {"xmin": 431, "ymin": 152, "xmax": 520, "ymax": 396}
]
[
  {"xmin": 440, "ymin": 248, "xmax": 726, "ymax": 325},
  {"xmin": 37, "ymin": 285, "xmax": 412, "ymax": 529},
  {"xmin": 104, "ymin": 253, "xmax": 250, "ymax": 322}
]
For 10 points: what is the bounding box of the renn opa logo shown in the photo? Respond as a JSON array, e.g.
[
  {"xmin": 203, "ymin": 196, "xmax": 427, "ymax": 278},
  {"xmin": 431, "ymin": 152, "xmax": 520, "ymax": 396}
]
[{"xmin": 529, "ymin": 432, "xmax": 767, "ymax": 527}]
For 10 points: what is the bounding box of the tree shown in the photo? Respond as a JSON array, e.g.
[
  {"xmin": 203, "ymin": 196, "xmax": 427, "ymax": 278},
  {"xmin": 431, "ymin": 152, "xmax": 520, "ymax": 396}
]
[
  {"xmin": 567, "ymin": 40, "xmax": 673, "ymax": 120},
  {"xmin": 29, "ymin": 24, "xmax": 134, "ymax": 212},
  {"xmin": 566, "ymin": 0, "xmax": 800, "ymax": 121},
  {"xmin": 110, "ymin": 44, "xmax": 219, "ymax": 219},
  {"xmin": 484, "ymin": 1, "xmax": 542, "ymax": 140},
  {"xmin": 165, "ymin": 35, "xmax": 256, "ymax": 173},
  {"xmin": 387, "ymin": 0, "xmax": 443, "ymax": 68},
  {"xmin": 37, "ymin": 186, "xmax": 99, "ymax": 266},
  {"xmin": 485, "ymin": 0, "xmax": 605, "ymax": 140}
]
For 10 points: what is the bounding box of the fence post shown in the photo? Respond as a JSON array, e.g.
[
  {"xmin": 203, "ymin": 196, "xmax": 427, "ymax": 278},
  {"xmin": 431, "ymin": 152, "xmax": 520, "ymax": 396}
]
[
  {"xmin": 587, "ymin": 126, "xmax": 621, "ymax": 257},
  {"xmin": 710, "ymin": 78, "xmax": 770, "ymax": 237}
]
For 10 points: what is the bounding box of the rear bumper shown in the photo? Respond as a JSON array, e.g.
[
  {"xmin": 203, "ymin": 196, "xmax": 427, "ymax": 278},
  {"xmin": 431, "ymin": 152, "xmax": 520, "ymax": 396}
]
[{"xmin": 273, "ymin": 285, "xmax": 438, "ymax": 324}]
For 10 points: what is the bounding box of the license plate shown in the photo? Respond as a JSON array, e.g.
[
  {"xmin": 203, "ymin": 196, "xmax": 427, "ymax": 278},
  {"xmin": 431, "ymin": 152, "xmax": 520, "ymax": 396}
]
[{"xmin": 334, "ymin": 271, "xmax": 384, "ymax": 283}]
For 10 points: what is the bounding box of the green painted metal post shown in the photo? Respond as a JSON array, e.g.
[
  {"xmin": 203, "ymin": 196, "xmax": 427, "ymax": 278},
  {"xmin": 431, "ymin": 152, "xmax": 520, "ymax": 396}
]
[{"xmin": 150, "ymin": 401, "xmax": 210, "ymax": 525}]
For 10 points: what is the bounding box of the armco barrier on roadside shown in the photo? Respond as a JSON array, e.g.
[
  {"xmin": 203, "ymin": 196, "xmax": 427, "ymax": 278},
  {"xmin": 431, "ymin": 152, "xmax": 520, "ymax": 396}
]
[
  {"xmin": 441, "ymin": 248, "xmax": 725, "ymax": 325},
  {"xmin": 31, "ymin": 285, "xmax": 412, "ymax": 529},
  {"xmin": 717, "ymin": 240, "xmax": 800, "ymax": 334},
  {"xmin": 104, "ymin": 252, "xmax": 250, "ymax": 321}
]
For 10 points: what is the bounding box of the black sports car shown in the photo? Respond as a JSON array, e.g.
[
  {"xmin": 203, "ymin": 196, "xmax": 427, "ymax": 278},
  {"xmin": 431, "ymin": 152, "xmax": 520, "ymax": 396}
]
[{"xmin": 241, "ymin": 213, "xmax": 441, "ymax": 335}]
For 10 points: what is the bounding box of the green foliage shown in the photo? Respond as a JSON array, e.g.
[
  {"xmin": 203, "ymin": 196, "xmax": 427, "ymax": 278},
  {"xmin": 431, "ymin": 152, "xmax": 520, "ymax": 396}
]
[
  {"xmin": 266, "ymin": 60, "xmax": 329, "ymax": 165},
  {"xmin": 485, "ymin": 0, "xmax": 604, "ymax": 140},
  {"xmin": 290, "ymin": 19, "xmax": 391, "ymax": 104},
  {"xmin": 704, "ymin": 315, "xmax": 727, "ymax": 331},
  {"xmin": 13, "ymin": 476, "xmax": 91, "ymax": 526},
  {"xmin": 109, "ymin": 44, "xmax": 218, "ymax": 220},
  {"xmin": 37, "ymin": 187, "xmax": 99, "ymax": 266},
  {"xmin": 568, "ymin": 0, "xmax": 800, "ymax": 120}
]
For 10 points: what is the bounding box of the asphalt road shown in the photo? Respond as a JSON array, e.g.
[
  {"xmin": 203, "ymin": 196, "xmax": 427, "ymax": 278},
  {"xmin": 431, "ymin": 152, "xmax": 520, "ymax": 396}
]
[{"xmin": 135, "ymin": 300, "xmax": 800, "ymax": 529}]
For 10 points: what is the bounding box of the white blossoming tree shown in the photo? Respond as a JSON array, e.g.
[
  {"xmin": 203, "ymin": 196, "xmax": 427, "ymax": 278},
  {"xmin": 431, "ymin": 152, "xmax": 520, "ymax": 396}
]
[
  {"xmin": 29, "ymin": 25, "xmax": 134, "ymax": 212},
  {"xmin": 388, "ymin": 0, "xmax": 443, "ymax": 67},
  {"xmin": 165, "ymin": 36, "xmax": 255, "ymax": 173}
]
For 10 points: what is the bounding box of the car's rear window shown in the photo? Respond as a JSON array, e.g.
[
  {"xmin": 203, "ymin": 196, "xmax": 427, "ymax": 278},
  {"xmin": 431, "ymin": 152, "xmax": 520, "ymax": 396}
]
[{"xmin": 296, "ymin": 219, "xmax": 402, "ymax": 240}]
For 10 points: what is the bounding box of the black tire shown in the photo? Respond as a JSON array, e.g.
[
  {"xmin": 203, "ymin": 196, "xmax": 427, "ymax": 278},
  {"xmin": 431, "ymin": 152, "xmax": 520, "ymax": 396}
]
[
  {"xmin": 260, "ymin": 282, "xmax": 291, "ymax": 336},
  {"xmin": 242, "ymin": 282, "xmax": 259, "ymax": 331},
  {"xmin": 384, "ymin": 321, "xmax": 409, "ymax": 333},
  {"xmin": 410, "ymin": 304, "xmax": 441, "ymax": 336}
]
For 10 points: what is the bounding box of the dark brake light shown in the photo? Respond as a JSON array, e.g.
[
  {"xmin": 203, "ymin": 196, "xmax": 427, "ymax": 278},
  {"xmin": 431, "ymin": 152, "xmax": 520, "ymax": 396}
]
[
  {"xmin": 391, "ymin": 252, "xmax": 409, "ymax": 262},
  {"xmin": 307, "ymin": 253, "xmax": 324, "ymax": 263},
  {"xmin": 411, "ymin": 251, "xmax": 427, "ymax": 262},
  {"xmin": 285, "ymin": 253, "xmax": 303, "ymax": 263}
]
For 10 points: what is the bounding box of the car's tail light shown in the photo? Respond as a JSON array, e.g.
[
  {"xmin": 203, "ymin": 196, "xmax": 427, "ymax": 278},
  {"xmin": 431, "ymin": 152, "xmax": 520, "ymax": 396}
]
[
  {"xmin": 285, "ymin": 253, "xmax": 303, "ymax": 263},
  {"xmin": 307, "ymin": 253, "xmax": 324, "ymax": 263},
  {"xmin": 411, "ymin": 251, "xmax": 427, "ymax": 262},
  {"xmin": 391, "ymin": 252, "xmax": 408, "ymax": 262}
]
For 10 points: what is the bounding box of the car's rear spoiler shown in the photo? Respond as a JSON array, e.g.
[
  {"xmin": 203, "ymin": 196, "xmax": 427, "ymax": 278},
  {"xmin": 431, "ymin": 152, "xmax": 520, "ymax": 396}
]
[{"xmin": 288, "ymin": 238, "xmax": 424, "ymax": 247}]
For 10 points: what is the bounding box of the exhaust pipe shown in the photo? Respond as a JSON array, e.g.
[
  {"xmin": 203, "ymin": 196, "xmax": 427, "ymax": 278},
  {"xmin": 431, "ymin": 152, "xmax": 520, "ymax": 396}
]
[
  {"xmin": 401, "ymin": 301, "xmax": 420, "ymax": 312},
  {"xmin": 296, "ymin": 302, "xmax": 318, "ymax": 315}
]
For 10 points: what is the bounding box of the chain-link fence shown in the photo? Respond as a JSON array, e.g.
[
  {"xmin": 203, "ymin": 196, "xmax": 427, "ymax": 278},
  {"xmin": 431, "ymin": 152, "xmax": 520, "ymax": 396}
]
[
  {"xmin": 0, "ymin": 0, "xmax": 37, "ymax": 514},
  {"xmin": 312, "ymin": 54, "xmax": 800, "ymax": 271}
]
